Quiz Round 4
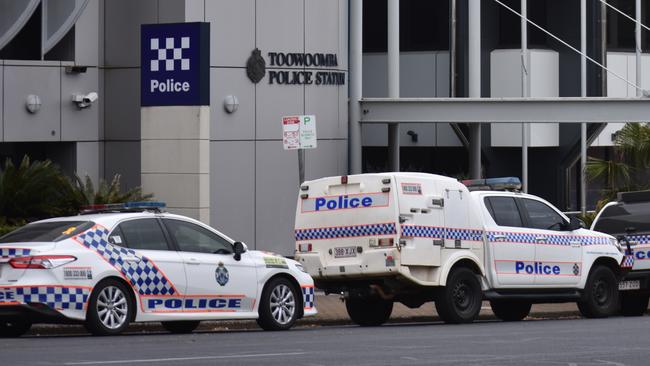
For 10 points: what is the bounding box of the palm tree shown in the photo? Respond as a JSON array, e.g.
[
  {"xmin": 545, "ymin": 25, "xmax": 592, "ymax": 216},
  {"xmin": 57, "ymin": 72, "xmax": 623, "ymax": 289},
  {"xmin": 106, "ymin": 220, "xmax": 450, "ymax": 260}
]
[{"xmin": 68, "ymin": 174, "xmax": 153, "ymax": 206}]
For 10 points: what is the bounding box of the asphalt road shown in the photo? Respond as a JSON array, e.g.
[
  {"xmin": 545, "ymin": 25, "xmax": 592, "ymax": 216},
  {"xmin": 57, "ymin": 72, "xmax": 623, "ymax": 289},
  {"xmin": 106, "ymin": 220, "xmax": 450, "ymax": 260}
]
[{"xmin": 3, "ymin": 317, "xmax": 650, "ymax": 366}]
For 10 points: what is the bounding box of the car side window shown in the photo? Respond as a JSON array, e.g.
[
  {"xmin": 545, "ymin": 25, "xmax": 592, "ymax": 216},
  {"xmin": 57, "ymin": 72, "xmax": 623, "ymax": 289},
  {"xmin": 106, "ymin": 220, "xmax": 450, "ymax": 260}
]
[
  {"xmin": 163, "ymin": 219, "xmax": 233, "ymax": 255},
  {"xmin": 521, "ymin": 198, "xmax": 565, "ymax": 231},
  {"xmin": 485, "ymin": 197, "xmax": 524, "ymax": 227},
  {"xmin": 113, "ymin": 219, "xmax": 170, "ymax": 251}
]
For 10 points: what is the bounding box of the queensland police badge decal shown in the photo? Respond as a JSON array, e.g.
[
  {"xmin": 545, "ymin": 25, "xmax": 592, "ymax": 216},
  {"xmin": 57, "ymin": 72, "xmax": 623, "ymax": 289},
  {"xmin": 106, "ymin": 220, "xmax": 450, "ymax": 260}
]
[
  {"xmin": 246, "ymin": 48, "xmax": 266, "ymax": 84},
  {"xmin": 215, "ymin": 262, "xmax": 230, "ymax": 286}
]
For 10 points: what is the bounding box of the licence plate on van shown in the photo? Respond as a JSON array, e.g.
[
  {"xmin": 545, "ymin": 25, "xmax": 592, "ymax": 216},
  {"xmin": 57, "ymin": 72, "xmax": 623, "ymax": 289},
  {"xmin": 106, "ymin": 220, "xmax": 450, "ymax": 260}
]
[
  {"xmin": 619, "ymin": 280, "xmax": 641, "ymax": 291},
  {"xmin": 334, "ymin": 246, "xmax": 357, "ymax": 258}
]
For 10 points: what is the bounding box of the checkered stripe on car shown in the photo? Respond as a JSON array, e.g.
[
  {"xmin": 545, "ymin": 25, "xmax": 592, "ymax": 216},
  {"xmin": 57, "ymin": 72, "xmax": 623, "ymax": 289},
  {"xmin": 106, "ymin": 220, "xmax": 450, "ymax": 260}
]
[
  {"xmin": 487, "ymin": 232, "xmax": 611, "ymax": 246},
  {"xmin": 295, "ymin": 223, "xmax": 397, "ymax": 241},
  {"xmin": 74, "ymin": 227, "xmax": 175, "ymax": 296},
  {"xmin": 621, "ymin": 254, "xmax": 635, "ymax": 268},
  {"xmin": 11, "ymin": 286, "xmax": 90, "ymax": 310},
  {"xmin": 302, "ymin": 286, "xmax": 315, "ymax": 309},
  {"xmin": 627, "ymin": 234, "xmax": 650, "ymax": 245},
  {"xmin": 401, "ymin": 226, "xmax": 484, "ymax": 242},
  {"xmin": 0, "ymin": 248, "xmax": 32, "ymax": 259}
]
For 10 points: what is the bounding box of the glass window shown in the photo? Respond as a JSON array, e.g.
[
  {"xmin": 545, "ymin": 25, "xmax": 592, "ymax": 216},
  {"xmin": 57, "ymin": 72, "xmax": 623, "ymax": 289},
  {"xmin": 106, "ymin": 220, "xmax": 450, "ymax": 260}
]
[
  {"xmin": 116, "ymin": 219, "xmax": 169, "ymax": 251},
  {"xmin": 0, "ymin": 221, "xmax": 93, "ymax": 243},
  {"xmin": 163, "ymin": 219, "xmax": 233, "ymax": 255},
  {"xmin": 593, "ymin": 202, "xmax": 650, "ymax": 235},
  {"xmin": 485, "ymin": 197, "xmax": 523, "ymax": 227},
  {"xmin": 521, "ymin": 199, "xmax": 565, "ymax": 231}
]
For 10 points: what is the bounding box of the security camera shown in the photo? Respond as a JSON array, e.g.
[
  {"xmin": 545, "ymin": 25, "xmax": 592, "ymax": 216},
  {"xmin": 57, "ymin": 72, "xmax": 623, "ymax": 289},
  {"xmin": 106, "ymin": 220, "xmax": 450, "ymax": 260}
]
[{"xmin": 72, "ymin": 92, "xmax": 98, "ymax": 108}]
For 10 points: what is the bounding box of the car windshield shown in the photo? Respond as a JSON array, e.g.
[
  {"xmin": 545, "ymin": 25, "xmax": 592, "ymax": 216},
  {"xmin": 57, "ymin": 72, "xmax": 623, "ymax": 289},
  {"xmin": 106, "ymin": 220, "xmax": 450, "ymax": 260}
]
[{"xmin": 0, "ymin": 221, "xmax": 95, "ymax": 243}]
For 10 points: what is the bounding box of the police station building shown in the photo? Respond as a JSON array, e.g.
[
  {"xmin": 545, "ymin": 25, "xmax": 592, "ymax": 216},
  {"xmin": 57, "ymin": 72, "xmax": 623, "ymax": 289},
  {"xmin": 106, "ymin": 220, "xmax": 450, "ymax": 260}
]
[{"xmin": 0, "ymin": 0, "xmax": 646, "ymax": 254}]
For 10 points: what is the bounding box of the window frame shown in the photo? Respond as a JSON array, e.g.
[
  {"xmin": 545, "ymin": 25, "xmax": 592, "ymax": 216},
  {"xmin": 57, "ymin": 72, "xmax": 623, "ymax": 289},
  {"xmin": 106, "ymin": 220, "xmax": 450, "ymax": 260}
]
[
  {"xmin": 161, "ymin": 218, "xmax": 235, "ymax": 255},
  {"xmin": 108, "ymin": 218, "xmax": 173, "ymax": 251}
]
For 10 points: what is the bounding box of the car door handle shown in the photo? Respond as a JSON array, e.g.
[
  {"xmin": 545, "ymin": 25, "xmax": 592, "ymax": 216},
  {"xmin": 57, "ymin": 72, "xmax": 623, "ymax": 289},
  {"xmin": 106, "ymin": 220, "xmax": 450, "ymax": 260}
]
[
  {"xmin": 187, "ymin": 258, "xmax": 201, "ymax": 265},
  {"xmin": 123, "ymin": 256, "xmax": 140, "ymax": 263},
  {"xmin": 535, "ymin": 237, "xmax": 547, "ymax": 243},
  {"xmin": 493, "ymin": 234, "xmax": 506, "ymax": 241},
  {"xmin": 570, "ymin": 241, "xmax": 581, "ymax": 247}
]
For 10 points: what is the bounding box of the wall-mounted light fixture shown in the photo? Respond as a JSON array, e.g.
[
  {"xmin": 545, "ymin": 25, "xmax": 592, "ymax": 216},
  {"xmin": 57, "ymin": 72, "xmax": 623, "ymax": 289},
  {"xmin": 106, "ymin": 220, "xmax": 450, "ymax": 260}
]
[
  {"xmin": 407, "ymin": 130, "xmax": 418, "ymax": 143},
  {"xmin": 25, "ymin": 95, "xmax": 42, "ymax": 114},
  {"xmin": 72, "ymin": 92, "xmax": 98, "ymax": 109},
  {"xmin": 223, "ymin": 95, "xmax": 239, "ymax": 114}
]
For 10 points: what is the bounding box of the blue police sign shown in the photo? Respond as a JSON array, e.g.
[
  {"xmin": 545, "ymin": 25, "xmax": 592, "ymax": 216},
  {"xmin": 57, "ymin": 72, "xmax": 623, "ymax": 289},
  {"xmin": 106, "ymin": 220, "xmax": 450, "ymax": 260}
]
[{"xmin": 141, "ymin": 22, "xmax": 209, "ymax": 106}]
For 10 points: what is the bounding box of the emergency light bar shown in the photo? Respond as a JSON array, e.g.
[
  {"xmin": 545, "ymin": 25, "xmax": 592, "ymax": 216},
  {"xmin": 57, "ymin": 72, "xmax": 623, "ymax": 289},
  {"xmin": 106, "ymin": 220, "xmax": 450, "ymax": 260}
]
[
  {"xmin": 462, "ymin": 177, "xmax": 522, "ymax": 192},
  {"xmin": 80, "ymin": 201, "xmax": 166, "ymax": 214}
]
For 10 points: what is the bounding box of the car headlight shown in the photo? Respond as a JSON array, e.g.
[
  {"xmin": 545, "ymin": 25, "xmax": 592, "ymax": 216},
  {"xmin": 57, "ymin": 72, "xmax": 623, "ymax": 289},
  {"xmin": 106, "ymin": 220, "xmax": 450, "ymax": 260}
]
[{"xmin": 611, "ymin": 238, "xmax": 623, "ymax": 253}]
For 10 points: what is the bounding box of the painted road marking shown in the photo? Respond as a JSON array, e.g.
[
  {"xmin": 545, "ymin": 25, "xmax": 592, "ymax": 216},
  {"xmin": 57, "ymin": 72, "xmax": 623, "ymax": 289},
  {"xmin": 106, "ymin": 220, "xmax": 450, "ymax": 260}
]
[{"xmin": 64, "ymin": 352, "xmax": 307, "ymax": 365}]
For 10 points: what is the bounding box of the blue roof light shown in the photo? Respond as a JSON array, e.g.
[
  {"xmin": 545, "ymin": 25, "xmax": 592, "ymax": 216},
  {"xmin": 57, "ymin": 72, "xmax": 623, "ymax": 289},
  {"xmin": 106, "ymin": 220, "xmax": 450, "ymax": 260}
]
[
  {"xmin": 462, "ymin": 177, "xmax": 522, "ymax": 191},
  {"xmin": 123, "ymin": 201, "xmax": 166, "ymax": 209}
]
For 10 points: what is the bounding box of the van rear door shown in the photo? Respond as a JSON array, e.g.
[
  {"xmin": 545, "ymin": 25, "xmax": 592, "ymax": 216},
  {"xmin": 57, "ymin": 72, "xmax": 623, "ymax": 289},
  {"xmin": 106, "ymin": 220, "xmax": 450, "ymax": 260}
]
[{"xmin": 295, "ymin": 175, "xmax": 397, "ymax": 273}]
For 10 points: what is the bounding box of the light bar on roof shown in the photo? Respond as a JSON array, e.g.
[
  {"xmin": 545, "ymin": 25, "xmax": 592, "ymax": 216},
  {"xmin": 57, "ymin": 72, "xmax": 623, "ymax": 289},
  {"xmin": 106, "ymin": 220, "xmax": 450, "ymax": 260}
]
[
  {"xmin": 80, "ymin": 201, "xmax": 166, "ymax": 212},
  {"xmin": 462, "ymin": 177, "xmax": 522, "ymax": 192}
]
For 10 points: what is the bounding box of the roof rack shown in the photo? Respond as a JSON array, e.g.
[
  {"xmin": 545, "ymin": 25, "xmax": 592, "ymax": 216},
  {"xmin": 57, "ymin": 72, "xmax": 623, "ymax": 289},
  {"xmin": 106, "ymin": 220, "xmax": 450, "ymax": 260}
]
[
  {"xmin": 462, "ymin": 177, "xmax": 522, "ymax": 192},
  {"xmin": 79, "ymin": 201, "xmax": 166, "ymax": 215}
]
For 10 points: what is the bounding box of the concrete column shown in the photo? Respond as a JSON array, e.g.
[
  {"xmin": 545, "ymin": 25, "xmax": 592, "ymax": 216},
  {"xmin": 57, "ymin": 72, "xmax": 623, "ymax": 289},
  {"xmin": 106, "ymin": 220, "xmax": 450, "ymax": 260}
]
[
  {"xmin": 636, "ymin": 0, "xmax": 642, "ymax": 97},
  {"xmin": 387, "ymin": 0, "xmax": 400, "ymax": 172},
  {"xmin": 581, "ymin": 0, "xmax": 587, "ymax": 214},
  {"xmin": 521, "ymin": 0, "xmax": 529, "ymax": 192},
  {"xmin": 141, "ymin": 106, "xmax": 210, "ymax": 223},
  {"xmin": 349, "ymin": 0, "xmax": 363, "ymax": 174},
  {"xmin": 469, "ymin": 0, "xmax": 481, "ymax": 179}
]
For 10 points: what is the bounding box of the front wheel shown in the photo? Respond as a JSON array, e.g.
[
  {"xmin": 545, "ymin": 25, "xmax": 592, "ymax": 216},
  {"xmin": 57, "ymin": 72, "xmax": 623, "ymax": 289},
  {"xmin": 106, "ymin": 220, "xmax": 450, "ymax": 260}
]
[
  {"xmin": 490, "ymin": 300, "xmax": 531, "ymax": 321},
  {"xmin": 0, "ymin": 319, "xmax": 32, "ymax": 338},
  {"xmin": 257, "ymin": 277, "xmax": 299, "ymax": 331},
  {"xmin": 85, "ymin": 279, "xmax": 133, "ymax": 336},
  {"xmin": 620, "ymin": 292, "xmax": 649, "ymax": 317},
  {"xmin": 577, "ymin": 265, "xmax": 619, "ymax": 318},
  {"xmin": 346, "ymin": 296, "xmax": 393, "ymax": 326},
  {"xmin": 435, "ymin": 267, "xmax": 482, "ymax": 324}
]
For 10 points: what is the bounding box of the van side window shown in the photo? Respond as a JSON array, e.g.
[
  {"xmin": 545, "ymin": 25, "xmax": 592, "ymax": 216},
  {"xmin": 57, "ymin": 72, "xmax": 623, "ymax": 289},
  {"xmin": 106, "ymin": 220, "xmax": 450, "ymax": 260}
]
[
  {"xmin": 521, "ymin": 199, "xmax": 565, "ymax": 231},
  {"xmin": 115, "ymin": 219, "xmax": 170, "ymax": 251},
  {"xmin": 485, "ymin": 197, "xmax": 523, "ymax": 227}
]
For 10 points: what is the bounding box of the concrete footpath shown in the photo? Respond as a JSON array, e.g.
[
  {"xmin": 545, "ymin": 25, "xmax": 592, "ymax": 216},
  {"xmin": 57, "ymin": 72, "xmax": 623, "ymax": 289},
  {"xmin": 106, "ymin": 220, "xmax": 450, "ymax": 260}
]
[{"xmin": 25, "ymin": 293, "xmax": 608, "ymax": 336}]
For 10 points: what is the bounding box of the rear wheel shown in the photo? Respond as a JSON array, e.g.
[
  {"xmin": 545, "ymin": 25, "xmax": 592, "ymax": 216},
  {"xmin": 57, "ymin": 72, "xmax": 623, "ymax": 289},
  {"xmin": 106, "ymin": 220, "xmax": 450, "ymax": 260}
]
[
  {"xmin": 0, "ymin": 319, "xmax": 32, "ymax": 338},
  {"xmin": 257, "ymin": 277, "xmax": 299, "ymax": 331},
  {"xmin": 620, "ymin": 292, "xmax": 649, "ymax": 317},
  {"xmin": 490, "ymin": 300, "xmax": 531, "ymax": 321},
  {"xmin": 346, "ymin": 296, "xmax": 393, "ymax": 326},
  {"xmin": 578, "ymin": 265, "xmax": 619, "ymax": 318},
  {"xmin": 161, "ymin": 321, "xmax": 201, "ymax": 334},
  {"xmin": 85, "ymin": 279, "xmax": 133, "ymax": 336},
  {"xmin": 435, "ymin": 267, "xmax": 482, "ymax": 324}
]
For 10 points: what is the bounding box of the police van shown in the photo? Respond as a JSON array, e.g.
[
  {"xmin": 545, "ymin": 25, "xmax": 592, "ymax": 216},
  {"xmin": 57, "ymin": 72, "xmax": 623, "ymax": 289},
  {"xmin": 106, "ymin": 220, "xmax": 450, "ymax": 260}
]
[
  {"xmin": 295, "ymin": 173, "xmax": 626, "ymax": 325},
  {"xmin": 592, "ymin": 190, "xmax": 650, "ymax": 316}
]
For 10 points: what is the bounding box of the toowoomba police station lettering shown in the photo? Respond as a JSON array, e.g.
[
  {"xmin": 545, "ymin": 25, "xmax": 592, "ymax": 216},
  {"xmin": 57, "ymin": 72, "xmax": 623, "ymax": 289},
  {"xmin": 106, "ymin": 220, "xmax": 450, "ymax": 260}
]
[{"xmin": 267, "ymin": 52, "xmax": 345, "ymax": 86}]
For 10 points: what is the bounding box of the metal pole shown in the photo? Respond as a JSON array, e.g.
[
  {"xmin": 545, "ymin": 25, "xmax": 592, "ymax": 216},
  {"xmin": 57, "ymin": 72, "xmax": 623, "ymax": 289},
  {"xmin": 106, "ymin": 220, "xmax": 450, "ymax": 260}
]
[
  {"xmin": 298, "ymin": 149, "xmax": 305, "ymax": 184},
  {"xmin": 450, "ymin": 0, "xmax": 457, "ymax": 98},
  {"xmin": 349, "ymin": 0, "xmax": 363, "ymax": 174},
  {"xmin": 469, "ymin": 0, "xmax": 481, "ymax": 179},
  {"xmin": 388, "ymin": 0, "xmax": 400, "ymax": 171},
  {"xmin": 521, "ymin": 0, "xmax": 529, "ymax": 192},
  {"xmin": 602, "ymin": 1, "xmax": 608, "ymax": 96},
  {"xmin": 636, "ymin": 0, "xmax": 642, "ymax": 97},
  {"xmin": 580, "ymin": 0, "xmax": 587, "ymax": 215}
]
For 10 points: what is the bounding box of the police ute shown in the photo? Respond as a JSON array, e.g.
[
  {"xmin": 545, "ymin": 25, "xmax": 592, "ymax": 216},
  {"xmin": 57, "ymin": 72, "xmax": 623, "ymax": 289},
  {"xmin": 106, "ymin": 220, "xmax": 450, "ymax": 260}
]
[
  {"xmin": 592, "ymin": 190, "xmax": 650, "ymax": 316},
  {"xmin": 0, "ymin": 202, "xmax": 316, "ymax": 337},
  {"xmin": 295, "ymin": 173, "xmax": 628, "ymax": 325}
]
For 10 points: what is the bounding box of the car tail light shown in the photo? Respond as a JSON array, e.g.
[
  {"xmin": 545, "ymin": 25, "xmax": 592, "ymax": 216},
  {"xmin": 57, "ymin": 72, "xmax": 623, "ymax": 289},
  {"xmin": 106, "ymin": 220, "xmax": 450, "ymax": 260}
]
[
  {"xmin": 298, "ymin": 243, "xmax": 312, "ymax": 252},
  {"xmin": 378, "ymin": 238, "xmax": 394, "ymax": 247},
  {"xmin": 9, "ymin": 256, "xmax": 76, "ymax": 269},
  {"xmin": 341, "ymin": 175, "xmax": 348, "ymax": 184}
]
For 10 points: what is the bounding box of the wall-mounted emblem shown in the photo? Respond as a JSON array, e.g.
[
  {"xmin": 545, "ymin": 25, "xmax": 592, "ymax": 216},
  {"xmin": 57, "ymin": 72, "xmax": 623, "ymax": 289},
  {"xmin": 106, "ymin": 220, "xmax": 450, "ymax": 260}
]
[
  {"xmin": 246, "ymin": 48, "xmax": 266, "ymax": 84},
  {"xmin": 215, "ymin": 262, "xmax": 230, "ymax": 286}
]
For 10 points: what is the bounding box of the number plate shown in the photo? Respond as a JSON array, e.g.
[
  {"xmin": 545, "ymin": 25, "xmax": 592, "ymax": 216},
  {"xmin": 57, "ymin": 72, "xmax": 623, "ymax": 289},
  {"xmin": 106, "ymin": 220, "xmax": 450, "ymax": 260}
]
[
  {"xmin": 619, "ymin": 280, "xmax": 641, "ymax": 291},
  {"xmin": 334, "ymin": 246, "xmax": 357, "ymax": 258}
]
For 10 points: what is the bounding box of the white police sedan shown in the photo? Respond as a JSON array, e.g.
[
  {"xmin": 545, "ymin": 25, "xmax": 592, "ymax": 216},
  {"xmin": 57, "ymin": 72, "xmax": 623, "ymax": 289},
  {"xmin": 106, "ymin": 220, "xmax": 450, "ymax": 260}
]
[{"xmin": 0, "ymin": 202, "xmax": 316, "ymax": 337}]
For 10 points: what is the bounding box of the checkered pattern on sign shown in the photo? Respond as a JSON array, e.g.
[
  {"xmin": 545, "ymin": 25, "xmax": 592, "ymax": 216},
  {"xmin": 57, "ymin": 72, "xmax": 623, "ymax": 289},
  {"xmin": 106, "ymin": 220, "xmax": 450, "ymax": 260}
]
[
  {"xmin": 0, "ymin": 248, "xmax": 31, "ymax": 259},
  {"xmin": 487, "ymin": 232, "xmax": 611, "ymax": 246},
  {"xmin": 302, "ymin": 287, "xmax": 315, "ymax": 309},
  {"xmin": 621, "ymin": 254, "xmax": 635, "ymax": 268},
  {"xmin": 295, "ymin": 223, "xmax": 397, "ymax": 241},
  {"xmin": 75, "ymin": 227, "xmax": 175, "ymax": 296},
  {"xmin": 12, "ymin": 286, "xmax": 89, "ymax": 310},
  {"xmin": 150, "ymin": 37, "xmax": 190, "ymax": 72},
  {"xmin": 401, "ymin": 225, "xmax": 483, "ymax": 242}
]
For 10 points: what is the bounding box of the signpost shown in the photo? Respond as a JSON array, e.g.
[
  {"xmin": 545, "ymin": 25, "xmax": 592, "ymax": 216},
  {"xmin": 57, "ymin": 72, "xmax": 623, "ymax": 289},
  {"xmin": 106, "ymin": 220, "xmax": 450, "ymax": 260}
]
[{"xmin": 283, "ymin": 115, "xmax": 317, "ymax": 184}]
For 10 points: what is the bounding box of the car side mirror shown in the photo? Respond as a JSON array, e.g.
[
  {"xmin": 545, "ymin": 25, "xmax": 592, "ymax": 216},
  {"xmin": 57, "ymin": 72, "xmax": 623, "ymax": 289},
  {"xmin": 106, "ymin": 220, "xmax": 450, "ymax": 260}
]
[
  {"xmin": 565, "ymin": 217, "xmax": 584, "ymax": 231},
  {"xmin": 233, "ymin": 241, "xmax": 245, "ymax": 261}
]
